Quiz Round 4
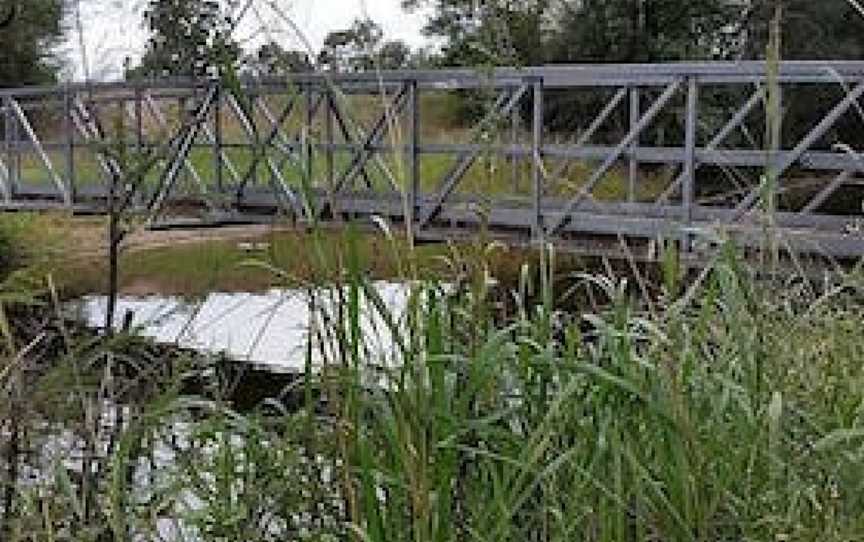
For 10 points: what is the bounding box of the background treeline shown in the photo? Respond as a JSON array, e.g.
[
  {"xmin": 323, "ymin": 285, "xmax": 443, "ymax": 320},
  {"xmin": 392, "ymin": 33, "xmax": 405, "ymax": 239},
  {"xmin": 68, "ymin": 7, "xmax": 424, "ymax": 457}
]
[
  {"xmin": 125, "ymin": 1, "xmax": 864, "ymax": 78},
  {"xmin": 4, "ymin": 1, "xmax": 864, "ymax": 86}
]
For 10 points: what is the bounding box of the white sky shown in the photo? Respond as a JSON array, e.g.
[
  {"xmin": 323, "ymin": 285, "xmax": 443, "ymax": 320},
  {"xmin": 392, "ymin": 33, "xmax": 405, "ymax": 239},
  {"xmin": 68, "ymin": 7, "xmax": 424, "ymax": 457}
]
[{"xmin": 64, "ymin": 0, "xmax": 431, "ymax": 81}]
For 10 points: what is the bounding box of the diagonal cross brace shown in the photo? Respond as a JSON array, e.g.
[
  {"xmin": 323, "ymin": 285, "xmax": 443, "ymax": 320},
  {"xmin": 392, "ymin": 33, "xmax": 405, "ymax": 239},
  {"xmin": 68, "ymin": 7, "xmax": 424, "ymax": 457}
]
[
  {"xmin": 9, "ymin": 98, "xmax": 71, "ymax": 205},
  {"xmin": 329, "ymin": 83, "xmax": 411, "ymax": 195},
  {"xmin": 800, "ymin": 168, "xmax": 855, "ymax": 215},
  {"xmin": 72, "ymin": 98, "xmax": 124, "ymax": 185},
  {"xmin": 418, "ymin": 85, "xmax": 528, "ymax": 229},
  {"xmin": 126, "ymin": 95, "xmax": 240, "ymax": 191},
  {"xmin": 226, "ymin": 92, "xmax": 306, "ymax": 215},
  {"xmin": 254, "ymin": 95, "xmax": 326, "ymax": 185},
  {"xmin": 655, "ymin": 85, "xmax": 767, "ymax": 205},
  {"xmin": 546, "ymin": 79, "xmax": 681, "ymax": 236},
  {"xmin": 328, "ymin": 100, "xmax": 374, "ymax": 189},
  {"xmin": 142, "ymin": 93, "xmax": 210, "ymax": 196},
  {"xmin": 548, "ymin": 87, "xmax": 629, "ymax": 185},
  {"xmin": 733, "ymin": 80, "xmax": 864, "ymax": 217},
  {"xmin": 127, "ymin": 96, "xmax": 243, "ymax": 189},
  {"xmin": 147, "ymin": 87, "xmax": 218, "ymax": 218},
  {"xmin": 195, "ymin": 102, "xmax": 244, "ymax": 188}
]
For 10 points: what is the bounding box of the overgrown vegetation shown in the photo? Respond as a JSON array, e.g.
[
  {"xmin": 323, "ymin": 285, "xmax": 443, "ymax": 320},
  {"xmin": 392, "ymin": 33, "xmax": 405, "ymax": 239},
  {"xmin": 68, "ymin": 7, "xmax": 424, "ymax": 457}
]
[
  {"xmin": 2, "ymin": 228, "xmax": 864, "ymax": 540},
  {"xmin": 1, "ymin": 1, "xmax": 864, "ymax": 540},
  {"xmin": 0, "ymin": 0, "xmax": 66, "ymax": 87}
]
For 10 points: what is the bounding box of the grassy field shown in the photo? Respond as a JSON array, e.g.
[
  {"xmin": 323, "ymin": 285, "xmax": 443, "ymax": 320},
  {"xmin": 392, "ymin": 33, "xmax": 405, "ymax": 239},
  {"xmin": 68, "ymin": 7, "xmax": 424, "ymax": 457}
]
[{"xmin": 14, "ymin": 91, "xmax": 675, "ymax": 205}]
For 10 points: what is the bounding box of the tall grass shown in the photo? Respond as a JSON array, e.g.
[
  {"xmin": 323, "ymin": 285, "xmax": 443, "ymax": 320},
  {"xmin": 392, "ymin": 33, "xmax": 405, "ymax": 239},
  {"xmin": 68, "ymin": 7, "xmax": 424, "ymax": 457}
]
[
  {"xmin": 3, "ymin": 219, "xmax": 864, "ymax": 541},
  {"xmin": 4, "ymin": 221, "xmax": 864, "ymax": 540},
  {"xmin": 2, "ymin": 3, "xmax": 864, "ymax": 540}
]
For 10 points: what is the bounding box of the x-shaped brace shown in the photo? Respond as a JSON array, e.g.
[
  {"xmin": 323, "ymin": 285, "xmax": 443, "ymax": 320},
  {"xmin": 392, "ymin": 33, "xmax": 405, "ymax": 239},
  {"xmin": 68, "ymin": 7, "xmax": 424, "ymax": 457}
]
[
  {"xmin": 226, "ymin": 91, "xmax": 312, "ymax": 216},
  {"xmin": 147, "ymin": 87, "xmax": 218, "ymax": 219},
  {"xmin": 418, "ymin": 85, "xmax": 528, "ymax": 229},
  {"xmin": 733, "ymin": 80, "xmax": 864, "ymax": 218},
  {"xmin": 547, "ymin": 79, "xmax": 681, "ymax": 236},
  {"xmin": 253, "ymin": 94, "xmax": 326, "ymax": 188},
  {"xmin": 328, "ymin": 84, "xmax": 411, "ymax": 196}
]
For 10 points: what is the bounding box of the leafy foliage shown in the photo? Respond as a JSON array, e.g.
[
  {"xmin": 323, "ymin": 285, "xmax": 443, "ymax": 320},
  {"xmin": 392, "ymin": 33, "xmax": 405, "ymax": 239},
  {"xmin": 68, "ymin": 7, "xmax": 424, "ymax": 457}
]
[
  {"xmin": 742, "ymin": 0, "xmax": 864, "ymax": 59},
  {"xmin": 131, "ymin": 0, "xmax": 241, "ymax": 78},
  {"xmin": 241, "ymin": 41, "xmax": 312, "ymax": 76},
  {"xmin": 0, "ymin": 0, "xmax": 66, "ymax": 87},
  {"xmin": 318, "ymin": 17, "xmax": 413, "ymax": 72}
]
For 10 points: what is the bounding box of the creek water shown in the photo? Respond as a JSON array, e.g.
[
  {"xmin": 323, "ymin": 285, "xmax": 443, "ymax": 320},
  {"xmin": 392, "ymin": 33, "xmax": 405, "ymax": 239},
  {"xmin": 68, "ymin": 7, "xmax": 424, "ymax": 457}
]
[
  {"xmin": 76, "ymin": 281, "xmax": 413, "ymax": 372},
  {"xmin": 23, "ymin": 284, "xmax": 415, "ymax": 539}
]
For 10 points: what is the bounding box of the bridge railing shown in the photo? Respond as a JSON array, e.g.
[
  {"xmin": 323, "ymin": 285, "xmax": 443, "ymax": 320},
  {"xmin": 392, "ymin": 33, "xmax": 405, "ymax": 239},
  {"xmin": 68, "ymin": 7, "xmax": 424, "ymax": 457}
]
[{"xmin": 1, "ymin": 61, "xmax": 864, "ymax": 257}]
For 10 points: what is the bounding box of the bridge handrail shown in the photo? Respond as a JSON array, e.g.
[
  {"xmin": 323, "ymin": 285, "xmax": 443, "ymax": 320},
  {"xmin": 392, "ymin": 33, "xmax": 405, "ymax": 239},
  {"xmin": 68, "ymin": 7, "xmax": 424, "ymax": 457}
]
[{"xmin": 3, "ymin": 60, "xmax": 864, "ymax": 97}]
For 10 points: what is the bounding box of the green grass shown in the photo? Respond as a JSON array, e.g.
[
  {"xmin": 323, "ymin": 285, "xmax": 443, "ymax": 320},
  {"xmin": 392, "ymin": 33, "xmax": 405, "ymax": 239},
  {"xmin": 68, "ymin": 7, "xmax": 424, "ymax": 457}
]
[
  {"xmin": 16, "ymin": 88, "xmax": 673, "ymax": 205},
  {"xmin": 2, "ymin": 224, "xmax": 864, "ymax": 540}
]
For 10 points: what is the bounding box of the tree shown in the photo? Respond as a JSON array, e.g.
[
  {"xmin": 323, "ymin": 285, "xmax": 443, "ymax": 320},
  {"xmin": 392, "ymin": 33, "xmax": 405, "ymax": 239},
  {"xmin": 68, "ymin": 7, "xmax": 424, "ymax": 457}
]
[
  {"xmin": 318, "ymin": 18, "xmax": 384, "ymax": 72},
  {"xmin": 378, "ymin": 40, "xmax": 413, "ymax": 70},
  {"xmin": 0, "ymin": 0, "xmax": 67, "ymax": 87},
  {"xmin": 405, "ymin": 0, "xmax": 744, "ymax": 67},
  {"xmin": 403, "ymin": 0, "xmax": 552, "ymax": 67},
  {"xmin": 740, "ymin": 0, "xmax": 864, "ymax": 60},
  {"xmin": 242, "ymin": 42, "xmax": 312, "ymax": 76},
  {"xmin": 132, "ymin": 0, "xmax": 241, "ymax": 78},
  {"xmin": 550, "ymin": 0, "xmax": 741, "ymax": 64}
]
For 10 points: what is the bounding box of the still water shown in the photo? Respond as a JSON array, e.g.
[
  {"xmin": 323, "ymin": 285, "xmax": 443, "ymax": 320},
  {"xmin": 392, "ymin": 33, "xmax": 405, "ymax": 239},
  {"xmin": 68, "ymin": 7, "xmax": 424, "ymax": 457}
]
[{"xmin": 79, "ymin": 282, "xmax": 412, "ymax": 372}]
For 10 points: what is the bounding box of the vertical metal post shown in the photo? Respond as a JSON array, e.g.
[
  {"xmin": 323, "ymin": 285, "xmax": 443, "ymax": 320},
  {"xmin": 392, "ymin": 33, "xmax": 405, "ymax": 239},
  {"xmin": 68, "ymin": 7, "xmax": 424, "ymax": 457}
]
[
  {"xmin": 409, "ymin": 80, "xmax": 420, "ymax": 230},
  {"xmin": 213, "ymin": 81, "xmax": 223, "ymax": 194},
  {"xmin": 532, "ymin": 78, "xmax": 544, "ymax": 241},
  {"xmin": 325, "ymin": 89, "xmax": 334, "ymax": 190},
  {"xmin": 134, "ymin": 86, "xmax": 143, "ymax": 206},
  {"xmin": 511, "ymin": 92, "xmax": 519, "ymax": 194},
  {"xmin": 247, "ymin": 90, "xmax": 258, "ymax": 192},
  {"xmin": 3, "ymin": 97, "xmax": 13, "ymax": 197},
  {"xmin": 135, "ymin": 87, "xmax": 143, "ymax": 154},
  {"xmin": 64, "ymin": 86, "xmax": 75, "ymax": 201},
  {"xmin": 305, "ymin": 84, "xmax": 314, "ymax": 188},
  {"xmin": 683, "ymin": 76, "xmax": 699, "ymax": 252},
  {"xmin": 178, "ymin": 94, "xmax": 187, "ymax": 193},
  {"xmin": 11, "ymin": 96, "xmax": 20, "ymax": 194},
  {"xmin": 629, "ymin": 86, "xmax": 639, "ymax": 203},
  {"xmin": 324, "ymin": 87, "xmax": 337, "ymax": 221},
  {"xmin": 1, "ymin": 95, "xmax": 8, "ymax": 202}
]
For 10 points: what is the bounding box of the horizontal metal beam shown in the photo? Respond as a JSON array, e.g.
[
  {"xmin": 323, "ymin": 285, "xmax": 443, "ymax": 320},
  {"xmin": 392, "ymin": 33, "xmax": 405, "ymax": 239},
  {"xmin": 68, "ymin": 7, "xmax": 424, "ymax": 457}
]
[{"xmin": 2, "ymin": 62, "xmax": 864, "ymax": 98}]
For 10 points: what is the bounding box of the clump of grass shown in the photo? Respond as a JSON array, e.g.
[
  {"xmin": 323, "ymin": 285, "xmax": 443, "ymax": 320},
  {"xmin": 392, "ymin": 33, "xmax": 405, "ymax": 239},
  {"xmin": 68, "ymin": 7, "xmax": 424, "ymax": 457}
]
[
  {"xmin": 4, "ymin": 229, "xmax": 851, "ymax": 541},
  {"xmin": 298, "ymin": 238, "xmax": 864, "ymax": 542}
]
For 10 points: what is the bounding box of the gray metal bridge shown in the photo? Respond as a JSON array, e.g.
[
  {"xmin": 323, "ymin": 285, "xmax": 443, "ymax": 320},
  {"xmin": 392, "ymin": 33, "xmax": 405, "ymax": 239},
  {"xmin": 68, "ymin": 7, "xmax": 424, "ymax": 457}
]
[{"xmin": 2, "ymin": 61, "xmax": 864, "ymax": 258}]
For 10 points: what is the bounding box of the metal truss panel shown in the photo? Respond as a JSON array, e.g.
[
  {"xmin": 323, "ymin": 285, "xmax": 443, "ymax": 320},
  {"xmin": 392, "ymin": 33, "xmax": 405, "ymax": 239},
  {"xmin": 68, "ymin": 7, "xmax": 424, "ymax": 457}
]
[{"xmin": 1, "ymin": 61, "xmax": 863, "ymax": 260}]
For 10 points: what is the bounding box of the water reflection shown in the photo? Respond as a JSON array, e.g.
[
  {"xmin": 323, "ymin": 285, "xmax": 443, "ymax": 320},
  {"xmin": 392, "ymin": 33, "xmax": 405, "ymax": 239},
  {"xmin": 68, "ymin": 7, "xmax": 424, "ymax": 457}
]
[{"xmin": 81, "ymin": 282, "xmax": 411, "ymax": 372}]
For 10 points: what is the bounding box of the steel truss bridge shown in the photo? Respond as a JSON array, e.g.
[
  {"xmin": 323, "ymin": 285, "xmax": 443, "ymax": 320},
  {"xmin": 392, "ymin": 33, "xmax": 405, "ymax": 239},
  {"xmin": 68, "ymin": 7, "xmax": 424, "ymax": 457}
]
[{"xmin": 2, "ymin": 61, "xmax": 864, "ymax": 259}]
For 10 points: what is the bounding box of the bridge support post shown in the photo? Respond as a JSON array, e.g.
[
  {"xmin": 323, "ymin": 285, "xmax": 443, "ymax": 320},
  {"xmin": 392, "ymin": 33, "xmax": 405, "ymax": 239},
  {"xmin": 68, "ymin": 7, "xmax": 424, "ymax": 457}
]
[
  {"xmin": 629, "ymin": 86, "xmax": 639, "ymax": 203},
  {"xmin": 511, "ymin": 90, "xmax": 520, "ymax": 194},
  {"xmin": 63, "ymin": 85, "xmax": 75, "ymax": 202},
  {"xmin": 531, "ymin": 77, "xmax": 544, "ymax": 243},
  {"xmin": 4, "ymin": 96, "xmax": 18, "ymax": 199},
  {"xmin": 682, "ymin": 76, "xmax": 699, "ymax": 253},
  {"xmin": 409, "ymin": 80, "xmax": 420, "ymax": 238},
  {"xmin": 213, "ymin": 81, "xmax": 223, "ymax": 197},
  {"xmin": 325, "ymin": 87, "xmax": 335, "ymax": 210},
  {"xmin": 305, "ymin": 83, "xmax": 314, "ymax": 210},
  {"xmin": 0, "ymin": 96, "xmax": 10, "ymax": 202}
]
